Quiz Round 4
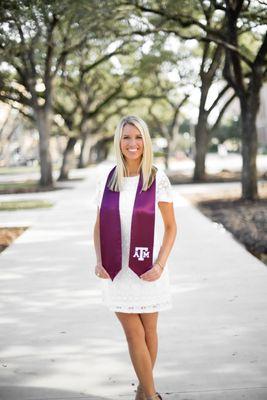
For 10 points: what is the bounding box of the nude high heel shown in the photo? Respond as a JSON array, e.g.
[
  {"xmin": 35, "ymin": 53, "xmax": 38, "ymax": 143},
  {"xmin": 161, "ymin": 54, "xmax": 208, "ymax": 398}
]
[{"xmin": 146, "ymin": 393, "xmax": 163, "ymax": 400}]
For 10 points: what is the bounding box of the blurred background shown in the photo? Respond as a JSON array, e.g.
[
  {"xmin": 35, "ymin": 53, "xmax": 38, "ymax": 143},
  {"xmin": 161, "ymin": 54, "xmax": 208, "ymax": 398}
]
[{"xmin": 1, "ymin": 0, "xmax": 266, "ymax": 261}]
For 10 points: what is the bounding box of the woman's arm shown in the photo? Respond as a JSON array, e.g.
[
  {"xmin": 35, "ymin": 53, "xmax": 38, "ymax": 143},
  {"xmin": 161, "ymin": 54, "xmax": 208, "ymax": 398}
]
[
  {"xmin": 93, "ymin": 208, "xmax": 110, "ymax": 279},
  {"xmin": 156, "ymin": 201, "xmax": 177, "ymax": 267},
  {"xmin": 93, "ymin": 208, "xmax": 102, "ymax": 264},
  {"xmin": 140, "ymin": 201, "xmax": 177, "ymax": 281}
]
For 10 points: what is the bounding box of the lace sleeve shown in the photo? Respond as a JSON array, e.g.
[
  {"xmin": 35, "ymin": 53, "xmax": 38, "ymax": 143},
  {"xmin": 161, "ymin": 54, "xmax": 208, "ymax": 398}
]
[{"xmin": 156, "ymin": 170, "xmax": 173, "ymax": 203}]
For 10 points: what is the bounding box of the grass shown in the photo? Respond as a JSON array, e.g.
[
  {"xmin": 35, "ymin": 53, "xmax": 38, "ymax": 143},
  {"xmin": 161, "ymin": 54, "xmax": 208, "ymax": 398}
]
[
  {"xmin": 0, "ymin": 165, "xmax": 60, "ymax": 175},
  {"xmin": 0, "ymin": 180, "xmax": 38, "ymax": 190},
  {"xmin": 0, "ymin": 199, "xmax": 54, "ymax": 211},
  {"xmin": 168, "ymin": 169, "xmax": 267, "ymax": 184},
  {"xmin": 0, "ymin": 166, "xmax": 39, "ymax": 175},
  {"xmin": 0, "ymin": 180, "xmax": 57, "ymax": 194}
]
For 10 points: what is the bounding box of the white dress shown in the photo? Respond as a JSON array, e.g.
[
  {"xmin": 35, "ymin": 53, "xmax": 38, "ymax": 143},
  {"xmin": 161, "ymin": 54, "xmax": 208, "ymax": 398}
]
[{"xmin": 93, "ymin": 167, "xmax": 174, "ymax": 313}]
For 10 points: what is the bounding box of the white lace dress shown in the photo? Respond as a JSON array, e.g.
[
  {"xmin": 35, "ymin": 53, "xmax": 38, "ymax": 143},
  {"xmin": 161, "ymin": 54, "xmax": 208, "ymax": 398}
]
[{"xmin": 93, "ymin": 167, "xmax": 174, "ymax": 313}]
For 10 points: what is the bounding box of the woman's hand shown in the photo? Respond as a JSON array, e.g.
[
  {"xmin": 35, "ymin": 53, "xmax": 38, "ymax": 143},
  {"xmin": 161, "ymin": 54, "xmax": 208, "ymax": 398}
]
[
  {"xmin": 95, "ymin": 263, "xmax": 111, "ymax": 279},
  {"xmin": 140, "ymin": 263, "xmax": 163, "ymax": 281}
]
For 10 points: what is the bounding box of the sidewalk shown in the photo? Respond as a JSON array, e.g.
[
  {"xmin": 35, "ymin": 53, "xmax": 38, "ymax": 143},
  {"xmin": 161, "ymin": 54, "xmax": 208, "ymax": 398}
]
[{"xmin": 0, "ymin": 162, "xmax": 267, "ymax": 400}]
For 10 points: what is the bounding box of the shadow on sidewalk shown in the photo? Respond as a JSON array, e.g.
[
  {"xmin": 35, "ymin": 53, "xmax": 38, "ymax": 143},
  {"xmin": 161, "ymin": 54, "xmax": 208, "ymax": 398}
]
[{"xmin": 0, "ymin": 385, "xmax": 114, "ymax": 400}]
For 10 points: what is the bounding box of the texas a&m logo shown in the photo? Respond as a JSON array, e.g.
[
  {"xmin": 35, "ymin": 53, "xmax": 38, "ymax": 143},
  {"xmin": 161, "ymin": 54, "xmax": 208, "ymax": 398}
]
[{"xmin": 133, "ymin": 247, "xmax": 150, "ymax": 261}]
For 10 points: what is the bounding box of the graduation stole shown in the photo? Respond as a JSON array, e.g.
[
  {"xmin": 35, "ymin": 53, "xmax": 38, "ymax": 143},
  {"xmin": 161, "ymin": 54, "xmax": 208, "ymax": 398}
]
[{"xmin": 100, "ymin": 166, "xmax": 156, "ymax": 281}]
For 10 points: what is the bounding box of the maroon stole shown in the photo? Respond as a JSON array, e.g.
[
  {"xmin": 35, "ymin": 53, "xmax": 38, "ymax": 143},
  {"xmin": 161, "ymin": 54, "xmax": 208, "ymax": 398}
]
[{"xmin": 100, "ymin": 166, "xmax": 156, "ymax": 281}]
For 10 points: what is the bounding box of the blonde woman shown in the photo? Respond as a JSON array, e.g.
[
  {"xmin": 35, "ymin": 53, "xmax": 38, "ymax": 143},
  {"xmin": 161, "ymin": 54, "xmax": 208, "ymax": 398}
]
[{"xmin": 93, "ymin": 115, "xmax": 177, "ymax": 400}]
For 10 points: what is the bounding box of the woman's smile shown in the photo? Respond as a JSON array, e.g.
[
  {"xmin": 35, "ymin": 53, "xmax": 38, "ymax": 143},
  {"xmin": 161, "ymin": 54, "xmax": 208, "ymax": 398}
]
[{"xmin": 120, "ymin": 123, "xmax": 144, "ymax": 161}]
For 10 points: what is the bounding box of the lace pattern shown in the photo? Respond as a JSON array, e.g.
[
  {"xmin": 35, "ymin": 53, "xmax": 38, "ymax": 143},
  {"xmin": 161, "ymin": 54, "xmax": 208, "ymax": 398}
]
[
  {"xmin": 105, "ymin": 300, "xmax": 172, "ymax": 313},
  {"xmin": 93, "ymin": 168, "xmax": 173, "ymax": 207},
  {"xmin": 93, "ymin": 167, "xmax": 173, "ymax": 313}
]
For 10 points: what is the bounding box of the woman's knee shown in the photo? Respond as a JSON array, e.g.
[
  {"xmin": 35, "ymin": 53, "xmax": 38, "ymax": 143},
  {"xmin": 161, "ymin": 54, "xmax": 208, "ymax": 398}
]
[
  {"xmin": 125, "ymin": 325, "xmax": 145, "ymax": 345},
  {"xmin": 115, "ymin": 313, "xmax": 146, "ymax": 344},
  {"xmin": 144, "ymin": 326, "xmax": 157, "ymax": 339},
  {"xmin": 140, "ymin": 313, "xmax": 158, "ymax": 339}
]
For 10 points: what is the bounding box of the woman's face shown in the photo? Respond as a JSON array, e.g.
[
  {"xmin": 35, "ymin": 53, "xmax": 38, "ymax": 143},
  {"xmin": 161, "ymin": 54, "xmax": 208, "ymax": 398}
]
[{"xmin": 120, "ymin": 123, "xmax": 144, "ymax": 162}]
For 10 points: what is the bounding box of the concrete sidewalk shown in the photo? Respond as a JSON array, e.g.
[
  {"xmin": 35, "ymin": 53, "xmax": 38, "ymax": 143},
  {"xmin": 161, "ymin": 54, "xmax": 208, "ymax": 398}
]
[{"xmin": 0, "ymin": 162, "xmax": 267, "ymax": 400}]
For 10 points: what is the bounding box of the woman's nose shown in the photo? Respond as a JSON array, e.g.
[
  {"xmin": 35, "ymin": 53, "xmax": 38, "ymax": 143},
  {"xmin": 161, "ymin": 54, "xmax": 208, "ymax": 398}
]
[{"xmin": 129, "ymin": 138, "xmax": 137, "ymax": 145}]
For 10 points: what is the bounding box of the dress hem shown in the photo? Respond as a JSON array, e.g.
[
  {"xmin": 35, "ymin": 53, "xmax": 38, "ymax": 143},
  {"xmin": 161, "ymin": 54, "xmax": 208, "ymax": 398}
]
[{"xmin": 102, "ymin": 301, "xmax": 173, "ymax": 314}]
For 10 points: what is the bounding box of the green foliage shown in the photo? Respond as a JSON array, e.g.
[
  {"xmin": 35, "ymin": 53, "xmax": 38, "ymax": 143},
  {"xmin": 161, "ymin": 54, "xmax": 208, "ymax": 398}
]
[
  {"xmin": 212, "ymin": 117, "xmax": 242, "ymax": 143},
  {"xmin": 1, "ymin": 0, "xmax": 266, "ymax": 162}
]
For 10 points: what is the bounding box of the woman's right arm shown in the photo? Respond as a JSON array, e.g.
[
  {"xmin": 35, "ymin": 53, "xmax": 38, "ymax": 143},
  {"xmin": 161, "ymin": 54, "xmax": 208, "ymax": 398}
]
[
  {"xmin": 93, "ymin": 208, "xmax": 102, "ymax": 265},
  {"xmin": 93, "ymin": 207, "xmax": 110, "ymax": 279}
]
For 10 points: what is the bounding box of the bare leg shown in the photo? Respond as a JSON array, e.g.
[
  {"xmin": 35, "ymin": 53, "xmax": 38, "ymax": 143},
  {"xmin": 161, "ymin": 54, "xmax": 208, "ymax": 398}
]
[
  {"xmin": 140, "ymin": 312, "xmax": 159, "ymax": 369},
  {"xmin": 115, "ymin": 312, "xmax": 156, "ymax": 398}
]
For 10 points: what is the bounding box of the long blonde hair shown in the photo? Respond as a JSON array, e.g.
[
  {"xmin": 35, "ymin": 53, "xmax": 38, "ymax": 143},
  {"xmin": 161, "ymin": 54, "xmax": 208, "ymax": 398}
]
[{"xmin": 108, "ymin": 115, "xmax": 157, "ymax": 192}]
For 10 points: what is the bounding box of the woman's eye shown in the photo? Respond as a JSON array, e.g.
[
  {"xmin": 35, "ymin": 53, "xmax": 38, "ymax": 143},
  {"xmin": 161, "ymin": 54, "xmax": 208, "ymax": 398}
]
[{"xmin": 122, "ymin": 136, "xmax": 142, "ymax": 140}]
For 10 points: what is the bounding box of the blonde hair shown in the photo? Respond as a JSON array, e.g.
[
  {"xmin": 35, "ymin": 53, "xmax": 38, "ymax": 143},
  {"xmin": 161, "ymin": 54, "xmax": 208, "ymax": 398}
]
[{"xmin": 108, "ymin": 115, "xmax": 157, "ymax": 192}]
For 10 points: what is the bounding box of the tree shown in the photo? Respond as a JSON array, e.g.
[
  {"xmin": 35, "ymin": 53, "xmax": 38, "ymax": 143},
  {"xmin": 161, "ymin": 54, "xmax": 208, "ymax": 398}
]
[
  {"xmin": 148, "ymin": 93, "xmax": 189, "ymax": 169},
  {"xmin": 53, "ymin": 40, "xmax": 131, "ymax": 179},
  {"xmin": 0, "ymin": 0, "xmax": 117, "ymax": 186},
  {"xmin": 222, "ymin": 0, "xmax": 267, "ymax": 199},
  {"xmin": 124, "ymin": 0, "xmax": 267, "ymax": 198},
  {"xmin": 115, "ymin": 1, "xmax": 236, "ymax": 179}
]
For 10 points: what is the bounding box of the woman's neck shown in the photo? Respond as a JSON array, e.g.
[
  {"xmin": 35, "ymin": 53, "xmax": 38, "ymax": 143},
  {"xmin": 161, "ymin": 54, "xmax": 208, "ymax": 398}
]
[{"xmin": 125, "ymin": 159, "xmax": 141, "ymax": 176}]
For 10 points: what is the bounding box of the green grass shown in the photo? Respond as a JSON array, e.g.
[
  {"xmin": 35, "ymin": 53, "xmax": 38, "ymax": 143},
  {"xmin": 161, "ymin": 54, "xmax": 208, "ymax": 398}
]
[
  {"xmin": 0, "ymin": 200, "xmax": 54, "ymax": 211},
  {"xmin": 0, "ymin": 166, "xmax": 39, "ymax": 175},
  {"xmin": 0, "ymin": 165, "xmax": 60, "ymax": 175},
  {"xmin": 0, "ymin": 180, "xmax": 38, "ymax": 190}
]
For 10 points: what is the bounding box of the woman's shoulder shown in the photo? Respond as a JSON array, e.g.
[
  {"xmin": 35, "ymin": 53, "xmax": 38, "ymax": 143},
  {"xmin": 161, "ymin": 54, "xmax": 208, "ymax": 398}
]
[
  {"xmin": 154, "ymin": 166, "xmax": 169, "ymax": 181},
  {"xmin": 97, "ymin": 165, "xmax": 116, "ymax": 184},
  {"xmin": 154, "ymin": 167, "xmax": 173, "ymax": 202},
  {"xmin": 93, "ymin": 166, "xmax": 116, "ymax": 207}
]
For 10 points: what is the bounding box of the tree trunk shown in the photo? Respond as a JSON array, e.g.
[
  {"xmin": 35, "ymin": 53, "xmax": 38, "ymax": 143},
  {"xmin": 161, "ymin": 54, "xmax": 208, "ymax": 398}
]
[
  {"xmin": 35, "ymin": 108, "xmax": 53, "ymax": 186},
  {"xmin": 193, "ymin": 112, "xmax": 208, "ymax": 181},
  {"xmin": 77, "ymin": 133, "xmax": 87, "ymax": 169},
  {"xmin": 58, "ymin": 137, "xmax": 77, "ymax": 181},
  {"xmin": 88, "ymin": 146, "xmax": 95, "ymax": 165},
  {"xmin": 223, "ymin": 5, "xmax": 266, "ymax": 200},
  {"xmin": 82, "ymin": 136, "xmax": 98, "ymax": 166},
  {"xmin": 240, "ymin": 95, "xmax": 259, "ymax": 200},
  {"xmin": 164, "ymin": 142, "xmax": 170, "ymax": 170}
]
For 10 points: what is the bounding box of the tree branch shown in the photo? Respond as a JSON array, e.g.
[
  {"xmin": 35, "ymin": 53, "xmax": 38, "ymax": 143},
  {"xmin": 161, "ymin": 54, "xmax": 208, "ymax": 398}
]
[
  {"xmin": 207, "ymin": 83, "xmax": 230, "ymax": 114},
  {"xmin": 210, "ymin": 92, "xmax": 236, "ymax": 134},
  {"xmin": 80, "ymin": 47, "xmax": 128, "ymax": 76},
  {"xmin": 253, "ymin": 31, "xmax": 267, "ymax": 68}
]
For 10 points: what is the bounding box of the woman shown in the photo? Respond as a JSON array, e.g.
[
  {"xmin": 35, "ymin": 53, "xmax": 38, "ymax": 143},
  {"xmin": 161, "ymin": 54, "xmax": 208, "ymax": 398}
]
[{"xmin": 93, "ymin": 115, "xmax": 177, "ymax": 400}]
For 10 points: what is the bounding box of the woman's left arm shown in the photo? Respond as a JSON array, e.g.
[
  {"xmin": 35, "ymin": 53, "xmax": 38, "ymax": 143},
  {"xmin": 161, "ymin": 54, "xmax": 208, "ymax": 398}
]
[
  {"xmin": 140, "ymin": 201, "xmax": 177, "ymax": 281},
  {"xmin": 156, "ymin": 201, "xmax": 177, "ymax": 267}
]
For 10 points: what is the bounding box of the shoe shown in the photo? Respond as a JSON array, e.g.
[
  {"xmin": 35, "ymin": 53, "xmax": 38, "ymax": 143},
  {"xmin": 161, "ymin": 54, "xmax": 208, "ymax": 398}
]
[
  {"xmin": 135, "ymin": 383, "xmax": 146, "ymax": 400},
  {"xmin": 146, "ymin": 393, "xmax": 163, "ymax": 400}
]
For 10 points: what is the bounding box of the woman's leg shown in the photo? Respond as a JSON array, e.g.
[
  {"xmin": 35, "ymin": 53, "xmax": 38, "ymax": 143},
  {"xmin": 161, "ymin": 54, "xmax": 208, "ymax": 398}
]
[
  {"xmin": 115, "ymin": 312, "xmax": 156, "ymax": 398},
  {"xmin": 139, "ymin": 312, "xmax": 159, "ymax": 369}
]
